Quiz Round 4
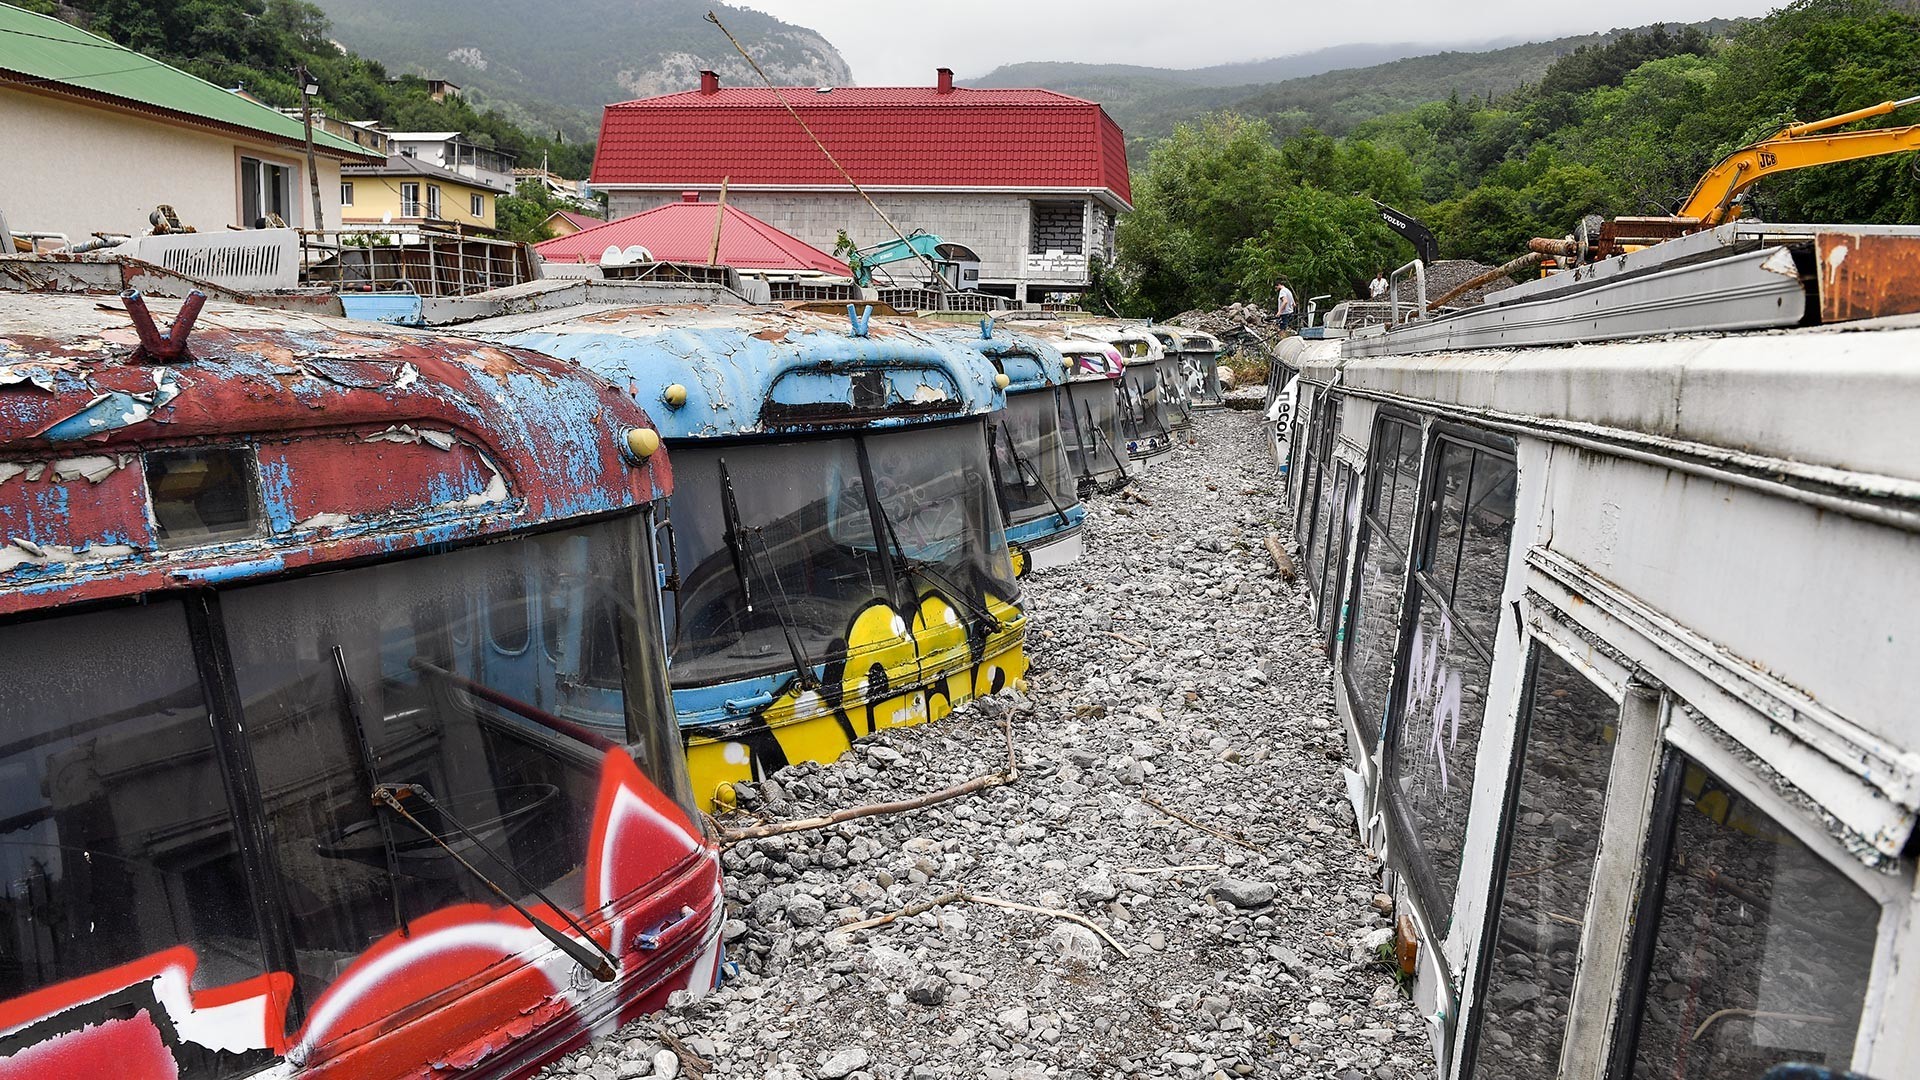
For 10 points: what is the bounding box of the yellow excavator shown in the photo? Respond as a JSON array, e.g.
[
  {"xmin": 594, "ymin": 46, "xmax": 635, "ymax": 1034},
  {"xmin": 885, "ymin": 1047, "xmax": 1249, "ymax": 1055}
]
[{"xmin": 1592, "ymin": 94, "xmax": 1920, "ymax": 256}]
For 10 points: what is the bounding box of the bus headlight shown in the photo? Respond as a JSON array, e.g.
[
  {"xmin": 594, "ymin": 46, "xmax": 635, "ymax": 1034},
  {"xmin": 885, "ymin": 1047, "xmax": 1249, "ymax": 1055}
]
[{"xmin": 625, "ymin": 428, "xmax": 662, "ymax": 460}]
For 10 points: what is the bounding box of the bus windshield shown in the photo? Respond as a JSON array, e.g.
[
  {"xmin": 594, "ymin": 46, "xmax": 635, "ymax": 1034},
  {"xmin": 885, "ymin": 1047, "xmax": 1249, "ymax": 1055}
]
[
  {"xmin": 0, "ymin": 514, "xmax": 687, "ymax": 1018},
  {"xmin": 664, "ymin": 421, "xmax": 1016, "ymax": 688},
  {"xmin": 993, "ymin": 392, "xmax": 1075, "ymax": 527},
  {"xmin": 1061, "ymin": 381, "xmax": 1125, "ymax": 481}
]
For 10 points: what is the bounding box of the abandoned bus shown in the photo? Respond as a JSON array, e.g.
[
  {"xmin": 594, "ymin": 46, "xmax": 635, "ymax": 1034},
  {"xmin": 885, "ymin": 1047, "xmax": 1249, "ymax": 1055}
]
[
  {"xmin": 0, "ymin": 291, "xmax": 721, "ymax": 1080},
  {"xmin": 476, "ymin": 304, "xmax": 1027, "ymax": 810},
  {"xmin": 1139, "ymin": 325, "xmax": 1198, "ymax": 430},
  {"xmin": 1267, "ymin": 238, "xmax": 1920, "ymax": 1080},
  {"xmin": 915, "ymin": 320, "xmax": 1086, "ymax": 574},
  {"xmin": 1050, "ymin": 337, "xmax": 1133, "ymax": 492},
  {"xmin": 1068, "ymin": 324, "xmax": 1174, "ymax": 466},
  {"xmin": 1178, "ymin": 329, "xmax": 1227, "ymax": 409}
]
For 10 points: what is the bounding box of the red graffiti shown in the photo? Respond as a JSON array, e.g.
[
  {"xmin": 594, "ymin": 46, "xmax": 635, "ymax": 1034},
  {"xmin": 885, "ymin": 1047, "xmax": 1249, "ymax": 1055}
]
[{"xmin": 0, "ymin": 751, "xmax": 721, "ymax": 1080}]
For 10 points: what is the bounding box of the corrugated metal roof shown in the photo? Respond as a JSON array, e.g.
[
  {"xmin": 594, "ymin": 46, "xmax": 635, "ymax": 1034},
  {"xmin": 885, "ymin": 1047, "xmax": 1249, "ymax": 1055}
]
[
  {"xmin": 0, "ymin": 5, "xmax": 375, "ymax": 159},
  {"xmin": 592, "ymin": 84, "xmax": 1130, "ymax": 206},
  {"xmin": 343, "ymin": 153, "xmax": 511, "ymax": 192},
  {"xmin": 536, "ymin": 197, "xmax": 852, "ymax": 274}
]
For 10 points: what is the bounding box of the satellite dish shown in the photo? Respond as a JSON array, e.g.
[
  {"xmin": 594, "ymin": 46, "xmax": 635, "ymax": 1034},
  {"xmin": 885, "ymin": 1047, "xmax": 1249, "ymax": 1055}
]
[{"xmin": 601, "ymin": 244, "xmax": 655, "ymax": 267}]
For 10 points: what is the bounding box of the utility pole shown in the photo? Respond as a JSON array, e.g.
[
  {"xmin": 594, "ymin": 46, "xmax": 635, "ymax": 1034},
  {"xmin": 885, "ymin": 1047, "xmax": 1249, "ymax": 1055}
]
[{"xmin": 298, "ymin": 64, "xmax": 325, "ymax": 231}]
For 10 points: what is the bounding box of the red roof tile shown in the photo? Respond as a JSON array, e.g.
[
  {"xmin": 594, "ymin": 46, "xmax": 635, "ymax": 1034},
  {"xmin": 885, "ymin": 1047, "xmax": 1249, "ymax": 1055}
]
[
  {"xmin": 591, "ymin": 85, "xmax": 1130, "ymax": 207},
  {"xmin": 535, "ymin": 196, "xmax": 853, "ymax": 274}
]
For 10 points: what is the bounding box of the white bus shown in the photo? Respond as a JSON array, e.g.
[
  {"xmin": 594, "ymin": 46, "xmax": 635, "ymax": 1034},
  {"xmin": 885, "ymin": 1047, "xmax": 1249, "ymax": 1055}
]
[{"xmin": 1268, "ymin": 310, "xmax": 1919, "ymax": 1080}]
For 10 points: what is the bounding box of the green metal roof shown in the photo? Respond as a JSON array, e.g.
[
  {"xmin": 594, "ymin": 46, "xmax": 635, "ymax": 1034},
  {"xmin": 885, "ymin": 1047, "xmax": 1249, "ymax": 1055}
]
[{"xmin": 0, "ymin": 3, "xmax": 374, "ymax": 158}]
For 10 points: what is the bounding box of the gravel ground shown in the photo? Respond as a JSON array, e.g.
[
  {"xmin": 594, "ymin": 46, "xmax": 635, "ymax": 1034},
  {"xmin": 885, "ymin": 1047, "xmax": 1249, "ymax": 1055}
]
[{"xmin": 542, "ymin": 409, "xmax": 1428, "ymax": 1080}]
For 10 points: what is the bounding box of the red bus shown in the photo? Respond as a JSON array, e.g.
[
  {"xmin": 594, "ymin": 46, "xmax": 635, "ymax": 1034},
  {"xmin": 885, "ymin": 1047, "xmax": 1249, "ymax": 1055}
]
[{"xmin": 0, "ymin": 290, "xmax": 722, "ymax": 1078}]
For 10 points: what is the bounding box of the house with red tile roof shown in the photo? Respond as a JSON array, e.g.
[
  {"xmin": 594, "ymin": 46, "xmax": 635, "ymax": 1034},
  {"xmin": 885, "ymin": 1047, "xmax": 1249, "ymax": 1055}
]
[
  {"xmin": 590, "ymin": 68, "xmax": 1129, "ymax": 303},
  {"xmin": 535, "ymin": 193, "xmax": 852, "ymax": 277}
]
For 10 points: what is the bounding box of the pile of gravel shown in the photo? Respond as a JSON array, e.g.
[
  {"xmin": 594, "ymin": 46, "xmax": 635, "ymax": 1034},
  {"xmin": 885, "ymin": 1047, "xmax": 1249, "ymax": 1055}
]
[
  {"xmin": 540, "ymin": 410, "xmax": 1426, "ymax": 1080},
  {"xmin": 1389, "ymin": 260, "xmax": 1506, "ymax": 309}
]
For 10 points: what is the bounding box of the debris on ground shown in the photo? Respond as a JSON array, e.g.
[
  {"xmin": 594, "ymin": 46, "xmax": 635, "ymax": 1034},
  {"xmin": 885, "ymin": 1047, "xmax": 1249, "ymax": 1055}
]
[
  {"xmin": 1390, "ymin": 259, "xmax": 1507, "ymax": 309},
  {"xmin": 1166, "ymin": 304, "xmax": 1280, "ymax": 354},
  {"xmin": 539, "ymin": 410, "xmax": 1424, "ymax": 1080}
]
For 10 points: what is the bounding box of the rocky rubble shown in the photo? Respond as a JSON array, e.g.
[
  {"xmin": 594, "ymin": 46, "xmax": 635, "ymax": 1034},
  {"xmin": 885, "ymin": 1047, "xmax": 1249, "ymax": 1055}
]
[
  {"xmin": 1389, "ymin": 259, "xmax": 1506, "ymax": 309},
  {"xmin": 539, "ymin": 410, "xmax": 1426, "ymax": 1080},
  {"xmin": 1166, "ymin": 305, "xmax": 1281, "ymax": 354}
]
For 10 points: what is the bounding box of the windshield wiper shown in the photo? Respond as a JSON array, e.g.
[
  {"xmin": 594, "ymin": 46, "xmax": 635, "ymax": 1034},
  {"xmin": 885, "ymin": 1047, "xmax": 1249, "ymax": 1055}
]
[
  {"xmin": 717, "ymin": 457, "xmax": 819, "ymax": 688},
  {"xmin": 997, "ymin": 421, "xmax": 1071, "ymax": 529},
  {"xmin": 331, "ymin": 646, "xmax": 409, "ymax": 939},
  {"xmin": 1082, "ymin": 399, "xmax": 1133, "ymax": 486},
  {"xmin": 868, "ymin": 487, "xmax": 1005, "ymax": 636},
  {"xmin": 373, "ymin": 782, "xmax": 619, "ymax": 982}
]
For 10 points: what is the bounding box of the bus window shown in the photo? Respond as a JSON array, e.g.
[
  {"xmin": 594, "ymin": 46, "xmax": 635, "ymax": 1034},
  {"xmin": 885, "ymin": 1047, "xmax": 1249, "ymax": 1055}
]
[
  {"xmin": 1344, "ymin": 415, "xmax": 1420, "ymax": 743},
  {"xmin": 222, "ymin": 519, "xmax": 669, "ymax": 1014},
  {"xmin": 0, "ymin": 601, "xmax": 269, "ymax": 1032},
  {"xmin": 1386, "ymin": 434, "xmax": 1516, "ymax": 924},
  {"xmin": 146, "ymin": 446, "xmax": 260, "ymax": 548},
  {"xmin": 1627, "ymin": 754, "xmax": 1879, "ymax": 1078},
  {"xmin": 1470, "ymin": 646, "xmax": 1618, "ymax": 1076}
]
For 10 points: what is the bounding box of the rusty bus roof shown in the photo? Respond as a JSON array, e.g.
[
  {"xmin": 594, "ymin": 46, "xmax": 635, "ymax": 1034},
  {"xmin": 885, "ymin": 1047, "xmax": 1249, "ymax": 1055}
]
[
  {"xmin": 0, "ymin": 291, "xmax": 668, "ymax": 614},
  {"xmin": 467, "ymin": 302, "xmax": 1005, "ymax": 440}
]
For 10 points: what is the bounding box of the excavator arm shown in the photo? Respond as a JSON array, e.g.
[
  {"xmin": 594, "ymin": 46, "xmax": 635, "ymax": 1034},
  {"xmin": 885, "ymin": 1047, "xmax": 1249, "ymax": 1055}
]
[{"xmin": 1678, "ymin": 95, "xmax": 1920, "ymax": 226}]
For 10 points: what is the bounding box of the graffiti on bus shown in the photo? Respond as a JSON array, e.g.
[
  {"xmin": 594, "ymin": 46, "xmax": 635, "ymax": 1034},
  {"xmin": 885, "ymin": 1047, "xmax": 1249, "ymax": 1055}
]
[
  {"xmin": 688, "ymin": 587, "xmax": 1027, "ymax": 806},
  {"xmin": 0, "ymin": 750, "xmax": 720, "ymax": 1080}
]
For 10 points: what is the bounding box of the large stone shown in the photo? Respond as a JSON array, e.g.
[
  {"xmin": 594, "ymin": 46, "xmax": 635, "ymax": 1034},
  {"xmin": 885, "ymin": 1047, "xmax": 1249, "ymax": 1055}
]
[
  {"xmin": 817, "ymin": 1046, "xmax": 871, "ymax": 1078},
  {"xmin": 1210, "ymin": 878, "xmax": 1277, "ymax": 909}
]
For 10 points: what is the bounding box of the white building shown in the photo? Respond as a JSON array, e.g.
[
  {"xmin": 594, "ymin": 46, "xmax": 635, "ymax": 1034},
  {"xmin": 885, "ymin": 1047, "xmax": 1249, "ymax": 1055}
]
[{"xmin": 0, "ymin": 5, "xmax": 380, "ymax": 241}]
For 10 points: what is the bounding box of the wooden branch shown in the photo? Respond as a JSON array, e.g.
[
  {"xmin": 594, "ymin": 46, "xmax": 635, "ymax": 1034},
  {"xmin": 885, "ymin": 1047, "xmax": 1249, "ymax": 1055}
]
[
  {"xmin": 1117, "ymin": 863, "xmax": 1223, "ymax": 875},
  {"xmin": 720, "ymin": 771, "xmax": 1010, "ymax": 843},
  {"xmin": 966, "ymin": 893, "xmax": 1129, "ymax": 956},
  {"xmin": 720, "ymin": 708, "xmax": 1020, "ymax": 844},
  {"xmin": 659, "ymin": 1029, "xmax": 711, "ymax": 1080},
  {"xmin": 1123, "ymin": 487, "xmax": 1154, "ymax": 507},
  {"xmin": 1264, "ymin": 533, "xmax": 1296, "ymax": 581},
  {"xmin": 1141, "ymin": 794, "xmax": 1267, "ymax": 854},
  {"xmin": 1425, "ymin": 250, "xmax": 1545, "ymax": 312},
  {"xmin": 1105, "ymin": 630, "xmax": 1148, "ymax": 649},
  {"xmin": 842, "ymin": 889, "xmax": 1129, "ymax": 957},
  {"xmin": 839, "ymin": 889, "xmax": 966, "ymax": 932}
]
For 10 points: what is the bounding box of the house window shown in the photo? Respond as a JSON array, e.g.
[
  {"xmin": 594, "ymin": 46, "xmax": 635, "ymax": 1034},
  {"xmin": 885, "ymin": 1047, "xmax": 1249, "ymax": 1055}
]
[
  {"xmin": 239, "ymin": 154, "xmax": 294, "ymax": 228},
  {"xmin": 340, "ymin": 181, "xmax": 354, "ymax": 207},
  {"xmin": 400, "ymin": 182, "xmax": 421, "ymax": 218},
  {"xmin": 1384, "ymin": 432, "xmax": 1517, "ymax": 926},
  {"xmin": 426, "ymin": 185, "xmax": 442, "ymax": 219},
  {"xmin": 470, "ymin": 193, "xmax": 485, "ymax": 218},
  {"xmin": 1029, "ymin": 201, "xmax": 1085, "ymax": 255}
]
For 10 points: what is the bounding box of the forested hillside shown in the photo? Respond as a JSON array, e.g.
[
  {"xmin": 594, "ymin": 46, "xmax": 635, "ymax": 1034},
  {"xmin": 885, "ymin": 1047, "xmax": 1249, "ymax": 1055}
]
[
  {"xmin": 311, "ymin": 0, "xmax": 849, "ymax": 140},
  {"xmin": 983, "ymin": 21, "xmax": 1745, "ymax": 158},
  {"xmin": 17, "ymin": 0, "xmax": 600, "ymax": 176},
  {"xmin": 1107, "ymin": 0, "xmax": 1920, "ymax": 317}
]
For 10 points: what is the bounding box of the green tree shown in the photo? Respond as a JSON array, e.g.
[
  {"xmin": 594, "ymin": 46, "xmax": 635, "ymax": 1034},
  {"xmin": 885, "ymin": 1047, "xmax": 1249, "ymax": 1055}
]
[{"xmin": 494, "ymin": 181, "xmax": 568, "ymax": 244}]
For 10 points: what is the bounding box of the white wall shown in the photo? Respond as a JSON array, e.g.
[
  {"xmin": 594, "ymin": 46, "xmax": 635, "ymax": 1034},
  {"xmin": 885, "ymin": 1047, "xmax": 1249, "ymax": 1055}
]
[
  {"xmin": 0, "ymin": 89, "xmax": 347, "ymax": 240},
  {"xmin": 604, "ymin": 188, "xmax": 1111, "ymax": 291}
]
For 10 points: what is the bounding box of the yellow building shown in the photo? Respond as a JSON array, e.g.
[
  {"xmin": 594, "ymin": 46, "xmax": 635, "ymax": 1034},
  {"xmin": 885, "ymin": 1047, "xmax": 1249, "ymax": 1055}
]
[{"xmin": 340, "ymin": 153, "xmax": 505, "ymax": 234}]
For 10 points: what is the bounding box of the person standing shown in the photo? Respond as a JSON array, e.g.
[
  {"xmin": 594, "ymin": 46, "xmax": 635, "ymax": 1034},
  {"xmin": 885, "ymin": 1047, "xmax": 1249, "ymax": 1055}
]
[
  {"xmin": 1369, "ymin": 270, "xmax": 1390, "ymax": 299},
  {"xmin": 1275, "ymin": 281, "xmax": 1297, "ymax": 330}
]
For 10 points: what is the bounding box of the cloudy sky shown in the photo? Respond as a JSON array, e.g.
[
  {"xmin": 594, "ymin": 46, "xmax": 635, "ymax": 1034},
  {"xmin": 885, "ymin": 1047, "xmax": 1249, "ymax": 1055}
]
[{"xmin": 735, "ymin": 0, "xmax": 1784, "ymax": 84}]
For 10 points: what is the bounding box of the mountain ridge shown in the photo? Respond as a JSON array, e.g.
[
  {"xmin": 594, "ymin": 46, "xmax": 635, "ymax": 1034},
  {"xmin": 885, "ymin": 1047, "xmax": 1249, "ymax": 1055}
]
[{"xmin": 309, "ymin": 0, "xmax": 850, "ymax": 140}]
